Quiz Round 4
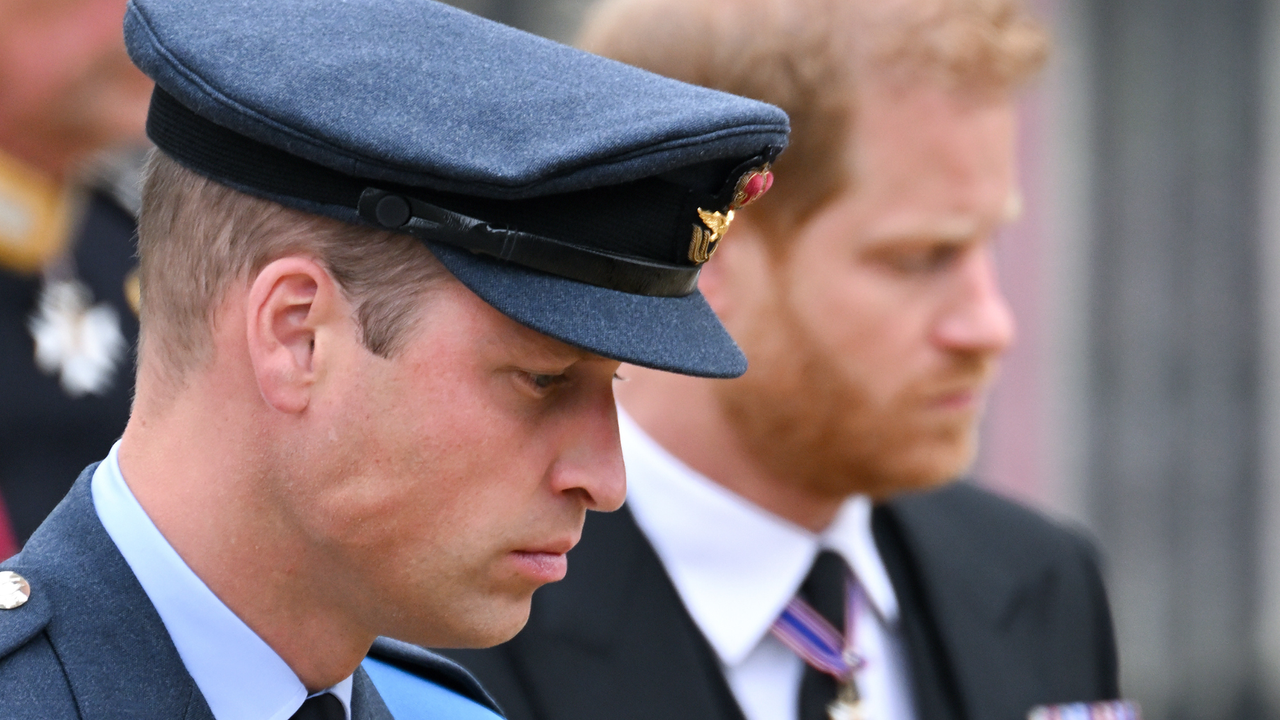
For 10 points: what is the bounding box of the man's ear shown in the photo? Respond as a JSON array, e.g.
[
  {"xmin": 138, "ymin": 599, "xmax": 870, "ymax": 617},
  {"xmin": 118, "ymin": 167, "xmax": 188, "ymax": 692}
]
[
  {"xmin": 245, "ymin": 256, "xmax": 349, "ymax": 414},
  {"xmin": 698, "ymin": 214, "xmax": 769, "ymax": 321}
]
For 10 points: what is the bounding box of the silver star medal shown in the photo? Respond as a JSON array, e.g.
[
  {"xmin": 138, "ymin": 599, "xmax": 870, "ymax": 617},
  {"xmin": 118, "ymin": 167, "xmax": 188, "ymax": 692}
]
[{"xmin": 28, "ymin": 279, "xmax": 125, "ymax": 397}]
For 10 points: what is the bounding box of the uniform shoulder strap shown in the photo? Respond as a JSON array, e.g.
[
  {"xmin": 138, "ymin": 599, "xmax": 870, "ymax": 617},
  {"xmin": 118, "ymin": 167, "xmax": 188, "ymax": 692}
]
[{"xmin": 0, "ymin": 563, "xmax": 51, "ymax": 662}]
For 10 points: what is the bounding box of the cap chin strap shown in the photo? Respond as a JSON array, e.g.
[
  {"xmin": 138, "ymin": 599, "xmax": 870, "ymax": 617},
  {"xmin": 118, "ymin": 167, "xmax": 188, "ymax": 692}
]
[{"xmin": 358, "ymin": 188, "xmax": 700, "ymax": 297}]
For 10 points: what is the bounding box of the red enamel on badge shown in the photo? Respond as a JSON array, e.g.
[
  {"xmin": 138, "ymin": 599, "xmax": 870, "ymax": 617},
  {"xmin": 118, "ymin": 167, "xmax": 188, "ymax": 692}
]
[{"xmin": 732, "ymin": 166, "xmax": 774, "ymax": 210}]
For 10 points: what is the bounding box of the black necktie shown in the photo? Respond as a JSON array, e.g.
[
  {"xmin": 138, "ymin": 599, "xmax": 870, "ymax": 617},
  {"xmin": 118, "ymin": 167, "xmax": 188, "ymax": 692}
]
[
  {"xmin": 797, "ymin": 549, "xmax": 852, "ymax": 720},
  {"xmin": 291, "ymin": 692, "xmax": 345, "ymax": 720}
]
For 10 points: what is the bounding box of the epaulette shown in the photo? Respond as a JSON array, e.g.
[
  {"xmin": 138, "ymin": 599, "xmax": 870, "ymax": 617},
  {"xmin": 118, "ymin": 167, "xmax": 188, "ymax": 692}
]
[
  {"xmin": 0, "ymin": 151, "xmax": 79, "ymax": 275},
  {"xmin": 0, "ymin": 563, "xmax": 53, "ymax": 661},
  {"xmin": 365, "ymin": 637, "xmax": 503, "ymax": 717}
]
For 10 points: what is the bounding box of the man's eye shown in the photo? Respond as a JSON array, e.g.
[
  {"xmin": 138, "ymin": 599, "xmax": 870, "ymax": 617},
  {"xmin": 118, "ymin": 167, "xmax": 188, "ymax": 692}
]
[
  {"xmin": 529, "ymin": 373, "xmax": 560, "ymax": 389},
  {"xmin": 521, "ymin": 372, "xmax": 569, "ymax": 393},
  {"xmin": 879, "ymin": 244, "xmax": 964, "ymax": 274}
]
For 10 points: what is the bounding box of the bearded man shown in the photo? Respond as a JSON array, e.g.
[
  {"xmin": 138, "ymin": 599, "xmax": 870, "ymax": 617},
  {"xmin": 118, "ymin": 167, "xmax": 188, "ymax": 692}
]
[{"xmin": 441, "ymin": 0, "xmax": 1122, "ymax": 719}]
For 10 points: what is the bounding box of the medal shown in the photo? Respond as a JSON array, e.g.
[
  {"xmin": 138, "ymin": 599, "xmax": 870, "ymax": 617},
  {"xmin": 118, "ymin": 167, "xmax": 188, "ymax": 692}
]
[
  {"xmin": 1027, "ymin": 701, "xmax": 1142, "ymax": 720},
  {"xmin": 771, "ymin": 570, "xmax": 870, "ymax": 719},
  {"xmin": 827, "ymin": 679, "xmax": 866, "ymax": 720},
  {"xmin": 28, "ymin": 278, "xmax": 126, "ymax": 397},
  {"xmin": 1, "ymin": 148, "xmax": 126, "ymax": 396}
]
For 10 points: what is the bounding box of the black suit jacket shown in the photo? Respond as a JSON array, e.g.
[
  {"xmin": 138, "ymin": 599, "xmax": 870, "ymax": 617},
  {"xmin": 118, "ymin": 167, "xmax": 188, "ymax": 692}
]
[{"xmin": 444, "ymin": 483, "xmax": 1119, "ymax": 720}]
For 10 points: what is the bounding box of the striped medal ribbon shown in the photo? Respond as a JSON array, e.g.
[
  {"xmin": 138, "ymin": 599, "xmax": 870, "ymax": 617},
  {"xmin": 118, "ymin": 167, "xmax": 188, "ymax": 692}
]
[
  {"xmin": 770, "ymin": 578, "xmax": 868, "ymax": 720},
  {"xmin": 1027, "ymin": 702, "xmax": 1143, "ymax": 720}
]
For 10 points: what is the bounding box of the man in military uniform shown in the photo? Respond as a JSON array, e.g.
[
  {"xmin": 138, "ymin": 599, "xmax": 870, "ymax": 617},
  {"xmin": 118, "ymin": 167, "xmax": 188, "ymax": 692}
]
[
  {"xmin": 443, "ymin": 1, "xmax": 1124, "ymax": 719},
  {"xmin": 0, "ymin": 0, "xmax": 788, "ymax": 716},
  {"xmin": 0, "ymin": 0, "xmax": 154, "ymax": 549}
]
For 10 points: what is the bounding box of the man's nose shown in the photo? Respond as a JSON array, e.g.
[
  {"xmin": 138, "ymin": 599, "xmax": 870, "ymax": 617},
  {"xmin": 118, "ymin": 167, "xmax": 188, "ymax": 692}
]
[
  {"xmin": 548, "ymin": 391, "xmax": 627, "ymax": 512},
  {"xmin": 931, "ymin": 248, "xmax": 1016, "ymax": 356}
]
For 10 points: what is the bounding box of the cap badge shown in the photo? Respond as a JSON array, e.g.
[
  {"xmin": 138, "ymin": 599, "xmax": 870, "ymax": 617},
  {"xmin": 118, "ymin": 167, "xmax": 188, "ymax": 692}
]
[
  {"xmin": 689, "ymin": 165, "xmax": 774, "ymax": 265},
  {"xmin": 0, "ymin": 571, "xmax": 31, "ymax": 610},
  {"xmin": 733, "ymin": 165, "xmax": 775, "ymax": 209}
]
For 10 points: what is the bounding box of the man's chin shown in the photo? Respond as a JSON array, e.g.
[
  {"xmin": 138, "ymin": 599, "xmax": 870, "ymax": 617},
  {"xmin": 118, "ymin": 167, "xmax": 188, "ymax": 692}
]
[
  {"xmin": 393, "ymin": 596, "xmax": 533, "ymax": 650},
  {"xmin": 832, "ymin": 430, "xmax": 979, "ymax": 501},
  {"xmin": 879, "ymin": 437, "xmax": 978, "ymax": 498},
  {"xmin": 865, "ymin": 467, "xmax": 961, "ymax": 501}
]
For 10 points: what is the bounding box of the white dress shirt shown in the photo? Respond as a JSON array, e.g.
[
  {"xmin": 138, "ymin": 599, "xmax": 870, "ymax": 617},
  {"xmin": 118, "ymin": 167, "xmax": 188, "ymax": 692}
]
[
  {"xmin": 620, "ymin": 410, "xmax": 918, "ymax": 720},
  {"xmin": 91, "ymin": 441, "xmax": 354, "ymax": 720}
]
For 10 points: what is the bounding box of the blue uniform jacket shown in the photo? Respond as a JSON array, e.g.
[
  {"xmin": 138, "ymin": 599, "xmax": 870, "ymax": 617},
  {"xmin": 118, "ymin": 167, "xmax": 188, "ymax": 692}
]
[{"xmin": 0, "ymin": 465, "xmax": 503, "ymax": 719}]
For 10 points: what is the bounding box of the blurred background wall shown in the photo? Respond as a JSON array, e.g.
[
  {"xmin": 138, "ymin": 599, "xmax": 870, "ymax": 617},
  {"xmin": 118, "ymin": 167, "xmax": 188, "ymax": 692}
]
[{"xmin": 442, "ymin": 1, "xmax": 1277, "ymax": 717}]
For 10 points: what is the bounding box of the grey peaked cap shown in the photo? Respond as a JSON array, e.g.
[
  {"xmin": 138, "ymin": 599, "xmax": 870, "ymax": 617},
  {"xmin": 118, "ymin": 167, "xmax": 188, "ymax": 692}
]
[
  {"xmin": 123, "ymin": 0, "xmax": 790, "ymax": 378},
  {"xmin": 122, "ymin": 0, "xmax": 788, "ymax": 198}
]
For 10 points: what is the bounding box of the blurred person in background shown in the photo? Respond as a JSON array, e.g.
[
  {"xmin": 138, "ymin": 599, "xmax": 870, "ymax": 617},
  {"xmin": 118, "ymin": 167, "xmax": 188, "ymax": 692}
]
[
  {"xmin": 0, "ymin": 0, "xmax": 152, "ymax": 551},
  {"xmin": 443, "ymin": 0, "xmax": 1125, "ymax": 718}
]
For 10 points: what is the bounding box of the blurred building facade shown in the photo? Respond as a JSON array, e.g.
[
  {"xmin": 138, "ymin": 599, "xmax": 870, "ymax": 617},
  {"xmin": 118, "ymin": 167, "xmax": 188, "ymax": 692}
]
[{"xmin": 445, "ymin": 1, "xmax": 1278, "ymax": 718}]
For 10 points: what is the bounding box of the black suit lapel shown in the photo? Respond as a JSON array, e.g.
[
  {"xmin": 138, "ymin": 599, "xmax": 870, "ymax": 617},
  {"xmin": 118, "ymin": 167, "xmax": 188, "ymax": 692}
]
[
  {"xmin": 879, "ymin": 484, "xmax": 1095, "ymax": 720},
  {"xmin": 872, "ymin": 504, "xmax": 967, "ymax": 720},
  {"xmin": 9, "ymin": 467, "xmax": 214, "ymax": 719},
  {"xmin": 449, "ymin": 506, "xmax": 746, "ymax": 720}
]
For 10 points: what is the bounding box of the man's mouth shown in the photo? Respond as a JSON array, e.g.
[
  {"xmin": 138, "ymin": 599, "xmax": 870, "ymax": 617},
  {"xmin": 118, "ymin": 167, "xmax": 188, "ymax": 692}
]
[
  {"xmin": 509, "ymin": 536, "xmax": 578, "ymax": 583},
  {"xmin": 931, "ymin": 388, "xmax": 980, "ymax": 410},
  {"xmin": 922, "ymin": 368, "xmax": 995, "ymax": 412},
  {"xmin": 509, "ymin": 550, "xmax": 570, "ymax": 583}
]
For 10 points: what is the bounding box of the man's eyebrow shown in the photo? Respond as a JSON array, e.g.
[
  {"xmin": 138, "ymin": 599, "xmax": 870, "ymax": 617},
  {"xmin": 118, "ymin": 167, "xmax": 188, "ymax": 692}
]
[
  {"xmin": 511, "ymin": 331, "xmax": 596, "ymax": 366},
  {"xmin": 868, "ymin": 222, "xmax": 979, "ymax": 245},
  {"xmin": 868, "ymin": 195, "xmax": 1024, "ymax": 246}
]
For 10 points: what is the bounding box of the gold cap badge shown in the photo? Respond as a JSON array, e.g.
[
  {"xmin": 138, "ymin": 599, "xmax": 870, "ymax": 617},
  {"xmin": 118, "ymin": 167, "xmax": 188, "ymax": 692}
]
[
  {"xmin": 0, "ymin": 571, "xmax": 31, "ymax": 610},
  {"xmin": 689, "ymin": 164, "xmax": 774, "ymax": 265}
]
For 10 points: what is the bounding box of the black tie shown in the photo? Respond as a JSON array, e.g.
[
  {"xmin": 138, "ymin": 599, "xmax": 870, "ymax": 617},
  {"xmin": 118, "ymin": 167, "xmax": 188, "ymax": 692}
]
[
  {"xmin": 797, "ymin": 549, "xmax": 852, "ymax": 720},
  {"xmin": 291, "ymin": 693, "xmax": 345, "ymax": 720}
]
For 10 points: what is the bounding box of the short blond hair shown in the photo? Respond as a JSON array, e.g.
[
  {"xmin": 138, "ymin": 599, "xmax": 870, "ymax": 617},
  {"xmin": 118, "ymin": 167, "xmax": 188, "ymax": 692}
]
[
  {"xmin": 579, "ymin": 0, "xmax": 1048, "ymax": 240},
  {"xmin": 136, "ymin": 151, "xmax": 446, "ymax": 382}
]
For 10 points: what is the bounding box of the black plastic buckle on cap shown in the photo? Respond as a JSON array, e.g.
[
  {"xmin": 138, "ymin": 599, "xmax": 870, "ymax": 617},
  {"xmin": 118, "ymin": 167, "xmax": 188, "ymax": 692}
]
[{"xmin": 358, "ymin": 188, "xmax": 701, "ymax": 298}]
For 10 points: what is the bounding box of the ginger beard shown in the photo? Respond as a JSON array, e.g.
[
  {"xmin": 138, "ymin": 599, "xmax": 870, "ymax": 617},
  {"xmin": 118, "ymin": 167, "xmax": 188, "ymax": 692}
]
[{"xmin": 714, "ymin": 274, "xmax": 999, "ymax": 502}]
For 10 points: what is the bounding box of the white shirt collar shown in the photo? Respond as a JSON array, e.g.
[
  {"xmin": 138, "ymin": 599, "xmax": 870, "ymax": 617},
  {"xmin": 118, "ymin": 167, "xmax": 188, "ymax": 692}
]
[
  {"xmin": 619, "ymin": 408, "xmax": 899, "ymax": 667},
  {"xmin": 92, "ymin": 442, "xmax": 354, "ymax": 720}
]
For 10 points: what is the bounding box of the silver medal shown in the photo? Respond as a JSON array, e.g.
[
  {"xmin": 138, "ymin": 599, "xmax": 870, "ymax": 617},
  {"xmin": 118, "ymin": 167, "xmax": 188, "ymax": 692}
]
[{"xmin": 29, "ymin": 279, "xmax": 125, "ymax": 397}]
